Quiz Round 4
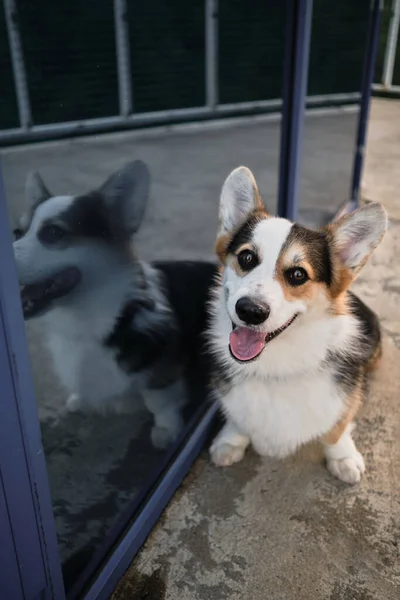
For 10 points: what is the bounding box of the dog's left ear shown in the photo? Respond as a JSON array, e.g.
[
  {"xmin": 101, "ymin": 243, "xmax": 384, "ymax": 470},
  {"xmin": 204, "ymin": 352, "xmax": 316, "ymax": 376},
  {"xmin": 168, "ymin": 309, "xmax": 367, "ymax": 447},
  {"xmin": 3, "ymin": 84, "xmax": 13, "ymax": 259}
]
[
  {"xmin": 100, "ymin": 160, "xmax": 150, "ymax": 236},
  {"xmin": 328, "ymin": 202, "xmax": 388, "ymax": 274}
]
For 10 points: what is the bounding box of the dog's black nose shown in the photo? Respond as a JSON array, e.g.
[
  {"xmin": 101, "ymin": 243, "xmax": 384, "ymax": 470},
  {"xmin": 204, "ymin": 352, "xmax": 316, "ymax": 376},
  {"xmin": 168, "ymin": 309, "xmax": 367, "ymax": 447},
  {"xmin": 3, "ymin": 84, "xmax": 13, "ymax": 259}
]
[{"xmin": 235, "ymin": 297, "xmax": 270, "ymax": 325}]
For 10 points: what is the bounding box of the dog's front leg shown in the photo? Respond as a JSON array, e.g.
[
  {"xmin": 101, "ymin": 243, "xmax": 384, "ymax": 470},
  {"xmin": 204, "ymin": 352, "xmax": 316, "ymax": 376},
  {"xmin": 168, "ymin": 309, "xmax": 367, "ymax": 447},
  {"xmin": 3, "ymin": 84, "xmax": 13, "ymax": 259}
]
[
  {"xmin": 322, "ymin": 422, "xmax": 365, "ymax": 485},
  {"xmin": 66, "ymin": 393, "xmax": 83, "ymax": 412},
  {"xmin": 144, "ymin": 379, "xmax": 186, "ymax": 449},
  {"xmin": 210, "ymin": 419, "xmax": 250, "ymax": 467}
]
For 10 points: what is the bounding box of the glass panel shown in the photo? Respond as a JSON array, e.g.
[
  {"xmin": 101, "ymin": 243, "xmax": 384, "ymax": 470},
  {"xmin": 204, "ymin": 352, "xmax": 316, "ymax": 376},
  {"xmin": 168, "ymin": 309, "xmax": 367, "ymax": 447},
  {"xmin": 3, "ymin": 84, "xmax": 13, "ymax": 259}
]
[
  {"xmin": 127, "ymin": 0, "xmax": 206, "ymax": 112},
  {"xmin": 299, "ymin": 0, "xmax": 371, "ymax": 226},
  {"xmin": 219, "ymin": 1, "xmax": 285, "ymax": 103},
  {"xmin": 0, "ymin": 1, "xmax": 285, "ymax": 593},
  {"xmin": 18, "ymin": 0, "xmax": 119, "ymax": 124}
]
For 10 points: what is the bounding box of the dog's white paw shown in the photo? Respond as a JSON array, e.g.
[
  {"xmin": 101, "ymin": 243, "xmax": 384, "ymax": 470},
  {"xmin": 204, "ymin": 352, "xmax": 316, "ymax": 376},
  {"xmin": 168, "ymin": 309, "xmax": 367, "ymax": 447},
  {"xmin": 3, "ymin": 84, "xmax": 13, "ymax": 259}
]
[
  {"xmin": 66, "ymin": 394, "xmax": 82, "ymax": 412},
  {"xmin": 151, "ymin": 425, "xmax": 177, "ymax": 449},
  {"xmin": 210, "ymin": 441, "xmax": 246, "ymax": 467},
  {"xmin": 327, "ymin": 452, "xmax": 365, "ymax": 485}
]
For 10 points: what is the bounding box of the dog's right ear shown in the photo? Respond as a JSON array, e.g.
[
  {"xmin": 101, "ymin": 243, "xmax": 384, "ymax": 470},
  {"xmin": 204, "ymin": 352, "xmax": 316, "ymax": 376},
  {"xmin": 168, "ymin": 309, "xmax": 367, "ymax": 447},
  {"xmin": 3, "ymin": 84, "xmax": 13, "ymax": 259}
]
[
  {"xmin": 100, "ymin": 160, "xmax": 150, "ymax": 238},
  {"xmin": 25, "ymin": 171, "xmax": 51, "ymax": 208},
  {"xmin": 216, "ymin": 166, "xmax": 264, "ymax": 260},
  {"xmin": 218, "ymin": 167, "xmax": 263, "ymax": 236},
  {"xmin": 17, "ymin": 172, "xmax": 52, "ymax": 234}
]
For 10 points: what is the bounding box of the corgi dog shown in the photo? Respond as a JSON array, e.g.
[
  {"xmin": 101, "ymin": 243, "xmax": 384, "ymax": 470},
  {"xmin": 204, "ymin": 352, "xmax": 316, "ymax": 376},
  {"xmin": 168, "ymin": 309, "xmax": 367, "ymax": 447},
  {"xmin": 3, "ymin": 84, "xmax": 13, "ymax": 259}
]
[{"xmin": 208, "ymin": 166, "xmax": 387, "ymax": 484}]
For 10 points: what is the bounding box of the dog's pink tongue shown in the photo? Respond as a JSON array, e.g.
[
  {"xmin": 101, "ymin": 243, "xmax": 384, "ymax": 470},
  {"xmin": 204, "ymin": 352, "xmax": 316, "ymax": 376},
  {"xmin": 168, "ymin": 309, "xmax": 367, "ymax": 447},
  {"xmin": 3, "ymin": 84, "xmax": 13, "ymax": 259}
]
[{"xmin": 229, "ymin": 327, "xmax": 265, "ymax": 361}]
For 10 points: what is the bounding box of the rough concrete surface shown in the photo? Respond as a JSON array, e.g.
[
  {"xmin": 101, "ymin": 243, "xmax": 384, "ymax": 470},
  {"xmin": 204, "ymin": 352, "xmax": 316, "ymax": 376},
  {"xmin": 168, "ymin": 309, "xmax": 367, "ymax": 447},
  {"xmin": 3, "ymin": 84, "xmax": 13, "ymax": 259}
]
[{"xmin": 112, "ymin": 99, "xmax": 400, "ymax": 600}]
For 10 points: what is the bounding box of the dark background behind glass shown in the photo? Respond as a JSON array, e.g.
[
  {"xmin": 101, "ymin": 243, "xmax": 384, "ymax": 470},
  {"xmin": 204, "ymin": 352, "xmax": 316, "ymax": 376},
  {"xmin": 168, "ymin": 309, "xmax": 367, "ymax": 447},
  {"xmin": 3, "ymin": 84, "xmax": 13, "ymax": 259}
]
[{"xmin": 0, "ymin": 0, "xmax": 373, "ymax": 131}]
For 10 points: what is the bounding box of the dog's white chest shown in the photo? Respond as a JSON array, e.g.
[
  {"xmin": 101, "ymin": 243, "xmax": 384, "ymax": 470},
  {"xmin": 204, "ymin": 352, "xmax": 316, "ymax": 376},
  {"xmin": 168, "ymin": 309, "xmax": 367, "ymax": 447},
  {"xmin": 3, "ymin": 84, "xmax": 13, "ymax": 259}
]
[
  {"xmin": 220, "ymin": 373, "xmax": 344, "ymax": 457},
  {"xmin": 44, "ymin": 311, "xmax": 133, "ymax": 408}
]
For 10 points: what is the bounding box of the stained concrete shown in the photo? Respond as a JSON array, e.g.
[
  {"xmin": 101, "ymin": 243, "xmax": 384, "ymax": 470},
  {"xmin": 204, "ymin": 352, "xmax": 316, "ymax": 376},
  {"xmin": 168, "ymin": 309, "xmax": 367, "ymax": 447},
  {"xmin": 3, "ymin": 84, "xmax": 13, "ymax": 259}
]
[{"xmin": 111, "ymin": 99, "xmax": 400, "ymax": 600}]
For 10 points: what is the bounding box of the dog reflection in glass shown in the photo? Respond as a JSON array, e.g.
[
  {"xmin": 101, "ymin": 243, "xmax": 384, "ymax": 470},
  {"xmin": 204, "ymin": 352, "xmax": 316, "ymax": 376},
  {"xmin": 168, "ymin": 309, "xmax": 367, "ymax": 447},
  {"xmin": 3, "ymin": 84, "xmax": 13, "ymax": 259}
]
[{"xmin": 13, "ymin": 161, "xmax": 215, "ymax": 449}]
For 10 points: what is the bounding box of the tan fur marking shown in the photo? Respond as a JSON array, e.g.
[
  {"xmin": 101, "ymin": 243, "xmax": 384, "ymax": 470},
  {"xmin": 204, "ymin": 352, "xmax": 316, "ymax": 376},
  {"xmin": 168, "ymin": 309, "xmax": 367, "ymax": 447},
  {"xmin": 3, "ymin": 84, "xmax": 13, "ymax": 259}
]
[
  {"xmin": 230, "ymin": 243, "xmax": 254, "ymax": 277},
  {"xmin": 275, "ymin": 247, "xmax": 324, "ymax": 303},
  {"xmin": 366, "ymin": 340, "xmax": 382, "ymax": 372},
  {"xmin": 215, "ymin": 234, "xmax": 230, "ymax": 263},
  {"xmin": 322, "ymin": 375, "xmax": 363, "ymax": 445},
  {"xmin": 215, "ymin": 208, "xmax": 269, "ymax": 264}
]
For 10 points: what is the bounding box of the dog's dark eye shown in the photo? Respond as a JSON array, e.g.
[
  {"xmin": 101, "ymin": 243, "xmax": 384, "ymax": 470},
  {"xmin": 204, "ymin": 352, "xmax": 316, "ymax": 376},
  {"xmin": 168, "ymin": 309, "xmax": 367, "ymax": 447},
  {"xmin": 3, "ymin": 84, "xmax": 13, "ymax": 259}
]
[
  {"xmin": 285, "ymin": 267, "xmax": 309, "ymax": 286},
  {"xmin": 38, "ymin": 224, "xmax": 66, "ymax": 245},
  {"xmin": 237, "ymin": 249, "xmax": 258, "ymax": 272},
  {"xmin": 13, "ymin": 228, "xmax": 23, "ymax": 240}
]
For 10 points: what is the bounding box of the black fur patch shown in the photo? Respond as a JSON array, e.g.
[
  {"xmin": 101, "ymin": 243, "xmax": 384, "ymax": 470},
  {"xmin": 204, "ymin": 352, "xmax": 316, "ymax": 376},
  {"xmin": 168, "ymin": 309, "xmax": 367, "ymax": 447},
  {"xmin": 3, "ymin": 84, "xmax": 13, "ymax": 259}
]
[
  {"xmin": 59, "ymin": 192, "xmax": 120, "ymax": 242},
  {"xmin": 104, "ymin": 261, "xmax": 218, "ymax": 389},
  {"xmin": 104, "ymin": 298, "xmax": 182, "ymax": 387},
  {"xmin": 327, "ymin": 291, "xmax": 381, "ymax": 395},
  {"xmin": 226, "ymin": 213, "xmax": 265, "ymax": 255},
  {"xmin": 280, "ymin": 224, "xmax": 332, "ymax": 285},
  {"xmin": 347, "ymin": 291, "xmax": 381, "ymax": 351}
]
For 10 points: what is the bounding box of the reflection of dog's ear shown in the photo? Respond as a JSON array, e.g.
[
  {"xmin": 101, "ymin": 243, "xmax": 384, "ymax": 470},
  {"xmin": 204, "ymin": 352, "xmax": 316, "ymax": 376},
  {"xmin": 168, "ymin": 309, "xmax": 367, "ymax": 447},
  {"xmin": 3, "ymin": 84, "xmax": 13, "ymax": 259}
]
[
  {"xmin": 19, "ymin": 171, "xmax": 52, "ymax": 232},
  {"xmin": 218, "ymin": 166, "xmax": 264, "ymax": 238},
  {"xmin": 25, "ymin": 171, "xmax": 51, "ymax": 208},
  {"xmin": 100, "ymin": 160, "xmax": 150, "ymax": 236},
  {"xmin": 327, "ymin": 202, "xmax": 388, "ymax": 276}
]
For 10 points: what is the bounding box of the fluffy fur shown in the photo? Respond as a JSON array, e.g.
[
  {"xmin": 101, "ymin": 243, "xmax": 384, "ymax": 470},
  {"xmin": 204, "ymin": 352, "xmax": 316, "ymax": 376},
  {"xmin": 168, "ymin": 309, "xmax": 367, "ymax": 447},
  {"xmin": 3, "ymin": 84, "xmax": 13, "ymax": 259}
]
[
  {"xmin": 208, "ymin": 166, "xmax": 387, "ymax": 484},
  {"xmin": 13, "ymin": 162, "xmax": 216, "ymax": 449}
]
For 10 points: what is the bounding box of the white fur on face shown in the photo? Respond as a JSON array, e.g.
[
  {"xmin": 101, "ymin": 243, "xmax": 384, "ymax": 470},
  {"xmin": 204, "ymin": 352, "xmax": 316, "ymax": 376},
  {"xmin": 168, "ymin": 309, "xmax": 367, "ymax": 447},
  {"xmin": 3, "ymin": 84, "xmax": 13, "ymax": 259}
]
[
  {"xmin": 224, "ymin": 217, "xmax": 308, "ymax": 332},
  {"xmin": 13, "ymin": 195, "xmax": 75, "ymax": 285},
  {"xmin": 13, "ymin": 195, "xmax": 125, "ymax": 291}
]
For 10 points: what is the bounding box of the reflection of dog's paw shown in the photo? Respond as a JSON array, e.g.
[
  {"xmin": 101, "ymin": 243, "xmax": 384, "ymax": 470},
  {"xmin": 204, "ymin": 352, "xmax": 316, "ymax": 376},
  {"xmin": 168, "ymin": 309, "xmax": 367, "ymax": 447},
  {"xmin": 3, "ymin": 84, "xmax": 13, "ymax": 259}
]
[
  {"xmin": 151, "ymin": 425, "xmax": 177, "ymax": 449},
  {"xmin": 66, "ymin": 394, "xmax": 82, "ymax": 412},
  {"xmin": 327, "ymin": 453, "xmax": 365, "ymax": 484},
  {"xmin": 210, "ymin": 441, "xmax": 246, "ymax": 467}
]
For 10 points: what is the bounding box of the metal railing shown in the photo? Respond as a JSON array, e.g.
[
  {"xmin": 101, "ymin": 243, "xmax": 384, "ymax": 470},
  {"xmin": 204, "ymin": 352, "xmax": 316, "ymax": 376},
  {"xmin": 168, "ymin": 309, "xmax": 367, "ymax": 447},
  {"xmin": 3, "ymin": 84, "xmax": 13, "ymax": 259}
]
[
  {"xmin": 1, "ymin": 0, "xmax": 364, "ymax": 146},
  {"xmin": 374, "ymin": 0, "xmax": 400, "ymax": 92}
]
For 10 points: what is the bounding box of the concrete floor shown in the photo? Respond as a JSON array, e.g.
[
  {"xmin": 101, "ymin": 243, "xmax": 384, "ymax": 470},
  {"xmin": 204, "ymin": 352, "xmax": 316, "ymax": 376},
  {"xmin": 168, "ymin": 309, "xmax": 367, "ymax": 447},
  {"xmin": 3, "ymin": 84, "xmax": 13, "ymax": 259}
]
[{"xmin": 110, "ymin": 99, "xmax": 400, "ymax": 600}]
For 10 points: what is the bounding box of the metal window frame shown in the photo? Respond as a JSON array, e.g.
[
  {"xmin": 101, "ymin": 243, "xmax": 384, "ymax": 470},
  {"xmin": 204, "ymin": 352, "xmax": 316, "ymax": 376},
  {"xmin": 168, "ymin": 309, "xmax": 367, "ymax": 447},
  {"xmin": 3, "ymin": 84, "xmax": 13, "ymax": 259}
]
[
  {"xmin": 277, "ymin": 0, "xmax": 313, "ymax": 220},
  {"xmin": 0, "ymin": 3, "xmax": 379, "ymax": 600},
  {"xmin": 0, "ymin": 165, "xmax": 65, "ymax": 600},
  {"xmin": 336, "ymin": 0, "xmax": 383, "ymax": 219}
]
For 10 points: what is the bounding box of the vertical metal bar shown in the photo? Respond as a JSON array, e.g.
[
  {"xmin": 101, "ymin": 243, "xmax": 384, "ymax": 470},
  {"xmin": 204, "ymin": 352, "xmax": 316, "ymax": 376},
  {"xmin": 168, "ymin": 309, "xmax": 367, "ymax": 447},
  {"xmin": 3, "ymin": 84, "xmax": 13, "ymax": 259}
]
[
  {"xmin": 0, "ymin": 164, "xmax": 65, "ymax": 600},
  {"xmin": 349, "ymin": 0, "xmax": 383, "ymax": 210},
  {"xmin": 277, "ymin": 0, "xmax": 313, "ymax": 221},
  {"xmin": 205, "ymin": 0, "xmax": 219, "ymax": 109},
  {"xmin": 114, "ymin": 0, "xmax": 133, "ymax": 117},
  {"xmin": 3, "ymin": 0, "xmax": 32, "ymax": 129},
  {"xmin": 382, "ymin": 0, "xmax": 400, "ymax": 88}
]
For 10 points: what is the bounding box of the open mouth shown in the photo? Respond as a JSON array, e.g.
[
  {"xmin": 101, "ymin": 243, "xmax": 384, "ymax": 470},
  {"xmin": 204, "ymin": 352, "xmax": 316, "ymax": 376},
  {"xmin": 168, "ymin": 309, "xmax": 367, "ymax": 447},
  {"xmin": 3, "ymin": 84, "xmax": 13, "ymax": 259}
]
[
  {"xmin": 20, "ymin": 267, "xmax": 81, "ymax": 320},
  {"xmin": 229, "ymin": 314, "xmax": 298, "ymax": 362}
]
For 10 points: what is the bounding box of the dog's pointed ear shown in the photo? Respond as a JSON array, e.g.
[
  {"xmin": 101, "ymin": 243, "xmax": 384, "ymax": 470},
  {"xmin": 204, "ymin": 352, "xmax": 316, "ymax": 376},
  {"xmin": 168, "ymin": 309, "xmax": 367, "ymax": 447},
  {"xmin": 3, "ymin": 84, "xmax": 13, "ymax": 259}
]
[
  {"xmin": 25, "ymin": 171, "xmax": 51, "ymax": 208},
  {"xmin": 100, "ymin": 160, "xmax": 150, "ymax": 236},
  {"xmin": 218, "ymin": 166, "xmax": 263, "ymax": 237},
  {"xmin": 216, "ymin": 167, "xmax": 264, "ymax": 261},
  {"xmin": 328, "ymin": 202, "xmax": 387, "ymax": 274}
]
